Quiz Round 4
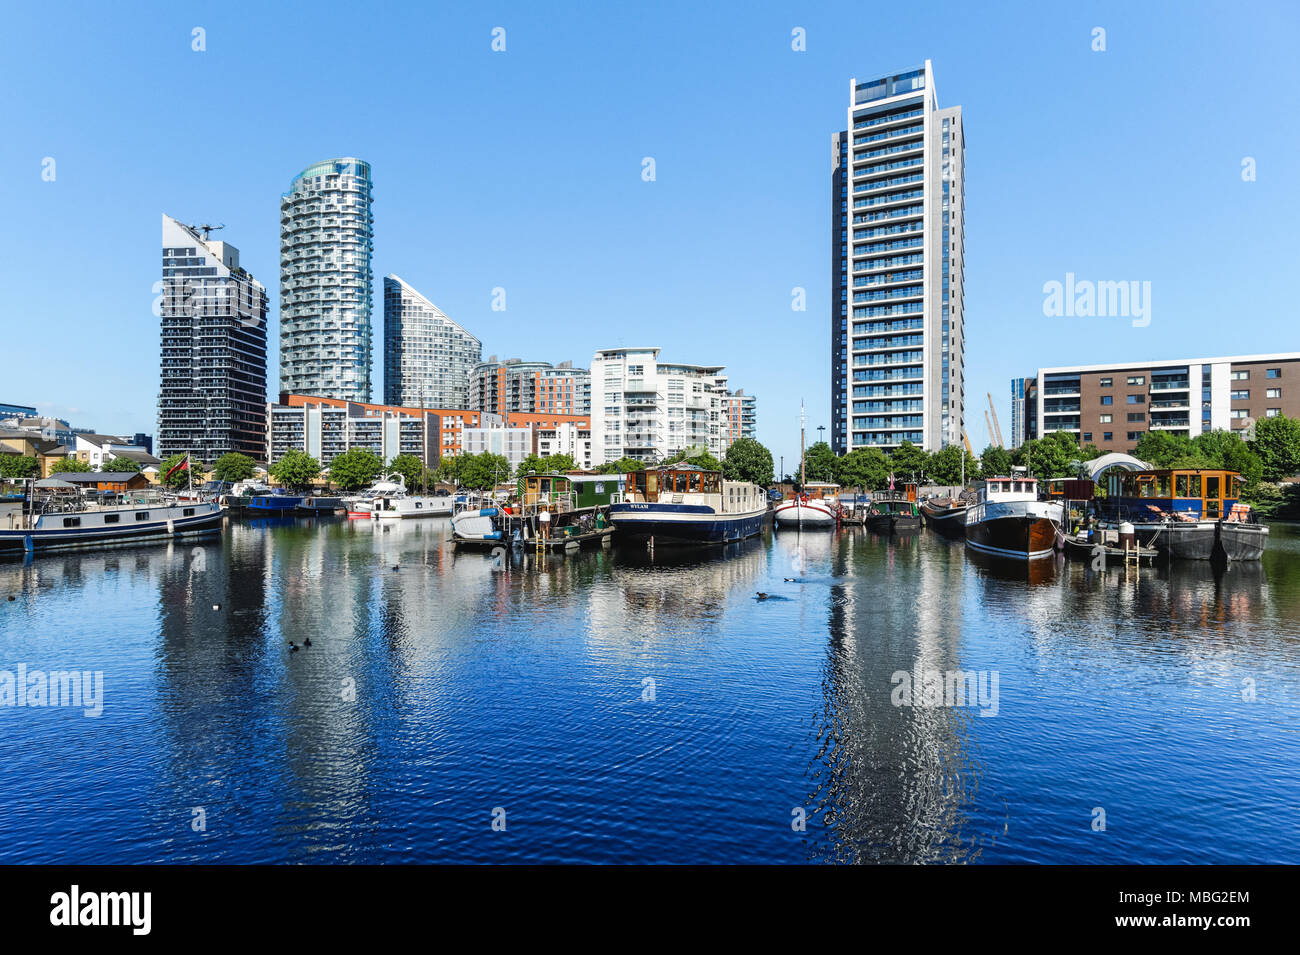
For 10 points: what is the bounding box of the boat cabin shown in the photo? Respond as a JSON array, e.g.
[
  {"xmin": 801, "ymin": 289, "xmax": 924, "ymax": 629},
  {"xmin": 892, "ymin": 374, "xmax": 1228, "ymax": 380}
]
[
  {"xmin": 981, "ymin": 476, "xmax": 1041, "ymax": 503},
  {"xmin": 873, "ymin": 481, "xmax": 918, "ymax": 503},
  {"xmin": 1106, "ymin": 468, "xmax": 1244, "ymax": 522},
  {"xmin": 518, "ymin": 472, "xmax": 620, "ymax": 513},
  {"xmin": 794, "ymin": 482, "xmax": 840, "ymax": 501},
  {"xmin": 623, "ymin": 465, "xmax": 764, "ymax": 514}
]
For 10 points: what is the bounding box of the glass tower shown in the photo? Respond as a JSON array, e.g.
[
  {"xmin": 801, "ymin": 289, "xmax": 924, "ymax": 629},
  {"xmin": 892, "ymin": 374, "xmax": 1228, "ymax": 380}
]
[
  {"xmin": 831, "ymin": 60, "xmax": 965, "ymax": 453},
  {"xmin": 382, "ymin": 274, "xmax": 482, "ymax": 408},
  {"xmin": 279, "ymin": 158, "xmax": 374, "ymax": 401}
]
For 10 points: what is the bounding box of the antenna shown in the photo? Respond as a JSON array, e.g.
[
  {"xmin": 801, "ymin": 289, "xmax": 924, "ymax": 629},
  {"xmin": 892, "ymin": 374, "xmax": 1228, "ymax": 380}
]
[{"xmin": 190, "ymin": 223, "xmax": 225, "ymax": 240}]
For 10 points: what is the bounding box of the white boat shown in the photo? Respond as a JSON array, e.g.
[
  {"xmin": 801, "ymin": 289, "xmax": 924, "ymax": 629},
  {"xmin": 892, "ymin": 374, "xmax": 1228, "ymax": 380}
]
[
  {"xmin": 773, "ymin": 483, "xmax": 840, "ymax": 527},
  {"xmin": 608, "ymin": 464, "xmax": 767, "ymax": 545},
  {"xmin": 450, "ymin": 506, "xmax": 504, "ymax": 546},
  {"xmin": 964, "ymin": 476, "xmax": 1063, "ymax": 560},
  {"xmin": 1, "ymin": 493, "xmax": 222, "ymax": 557},
  {"xmin": 371, "ymin": 494, "xmax": 452, "ymax": 519}
]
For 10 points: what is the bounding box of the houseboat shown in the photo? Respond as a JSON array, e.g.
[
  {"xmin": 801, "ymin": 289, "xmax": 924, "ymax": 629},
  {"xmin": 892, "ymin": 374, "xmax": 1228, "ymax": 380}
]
[
  {"xmin": 609, "ymin": 464, "xmax": 767, "ymax": 545},
  {"xmin": 1101, "ymin": 468, "xmax": 1268, "ymax": 561},
  {"xmin": 298, "ymin": 495, "xmax": 345, "ymax": 515},
  {"xmin": 773, "ymin": 482, "xmax": 840, "ymax": 527},
  {"xmin": 964, "ymin": 476, "xmax": 1063, "ymax": 560},
  {"xmin": 919, "ymin": 495, "xmax": 968, "ymax": 537},
  {"xmin": 245, "ymin": 489, "xmax": 304, "ymax": 513},
  {"xmin": 865, "ymin": 485, "xmax": 921, "ymax": 534},
  {"xmin": 0, "ymin": 489, "xmax": 222, "ymax": 557}
]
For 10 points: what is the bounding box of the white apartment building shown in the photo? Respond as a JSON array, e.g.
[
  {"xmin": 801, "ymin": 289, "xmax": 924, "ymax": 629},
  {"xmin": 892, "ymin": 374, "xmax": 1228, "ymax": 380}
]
[
  {"xmin": 535, "ymin": 421, "xmax": 593, "ymax": 470},
  {"xmin": 590, "ymin": 347, "xmax": 731, "ymax": 465},
  {"xmin": 831, "ymin": 59, "xmax": 965, "ymax": 453},
  {"xmin": 461, "ymin": 426, "xmax": 533, "ymax": 474}
]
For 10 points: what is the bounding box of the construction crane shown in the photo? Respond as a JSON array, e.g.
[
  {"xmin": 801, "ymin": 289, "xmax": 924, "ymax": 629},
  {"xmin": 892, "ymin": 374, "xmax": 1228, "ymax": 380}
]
[
  {"xmin": 961, "ymin": 429, "xmax": 972, "ymax": 455},
  {"xmin": 189, "ymin": 222, "xmax": 225, "ymax": 240},
  {"xmin": 986, "ymin": 392, "xmax": 1005, "ymax": 448},
  {"xmin": 984, "ymin": 409, "xmax": 995, "ymax": 449}
]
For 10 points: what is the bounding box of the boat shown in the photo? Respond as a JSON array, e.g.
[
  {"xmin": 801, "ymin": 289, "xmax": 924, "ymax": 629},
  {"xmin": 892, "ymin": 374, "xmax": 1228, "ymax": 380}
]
[
  {"xmin": 919, "ymin": 495, "xmax": 968, "ymax": 537},
  {"xmin": 608, "ymin": 464, "xmax": 767, "ymax": 545},
  {"xmin": 964, "ymin": 476, "xmax": 1063, "ymax": 560},
  {"xmin": 297, "ymin": 496, "xmax": 345, "ymax": 514},
  {"xmin": 1061, "ymin": 528, "xmax": 1158, "ymax": 563},
  {"xmin": 772, "ymin": 405, "xmax": 840, "ymax": 527},
  {"xmin": 245, "ymin": 489, "xmax": 304, "ymax": 513},
  {"xmin": 1098, "ymin": 468, "xmax": 1268, "ymax": 561},
  {"xmin": 865, "ymin": 486, "xmax": 921, "ymax": 534},
  {"xmin": 450, "ymin": 506, "xmax": 505, "ymax": 547},
  {"xmin": 0, "ymin": 485, "xmax": 222, "ymax": 557}
]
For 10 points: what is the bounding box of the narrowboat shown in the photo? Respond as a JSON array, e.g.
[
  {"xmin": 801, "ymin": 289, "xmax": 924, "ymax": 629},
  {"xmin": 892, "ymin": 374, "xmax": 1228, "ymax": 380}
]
[
  {"xmin": 298, "ymin": 496, "xmax": 345, "ymax": 514},
  {"xmin": 246, "ymin": 489, "xmax": 304, "ymax": 513},
  {"xmin": 0, "ymin": 495, "xmax": 222, "ymax": 557},
  {"xmin": 964, "ymin": 476, "xmax": 1063, "ymax": 560},
  {"xmin": 773, "ymin": 482, "xmax": 841, "ymax": 527},
  {"xmin": 609, "ymin": 465, "xmax": 767, "ymax": 545},
  {"xmin": 1101, "ymin": 468, "xmax": 1268, "ymax": 561}
]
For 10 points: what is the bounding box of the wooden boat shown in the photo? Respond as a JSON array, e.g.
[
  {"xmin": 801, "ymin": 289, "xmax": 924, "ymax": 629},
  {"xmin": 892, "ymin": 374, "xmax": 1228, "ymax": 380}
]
[
  {"xmin": 609, "ymin": 465, "xmax": 766, "ymax": 545},
  {"xmin": 919, "ymin": 496, "xmax": 968, "ymax": 537},
  {"xmin": 865, "ymin": 496, "xmax": 921, "ymax": 533},
  {"xmin": 964, "ymin": 476, "xmax": 1062, "ymax": 560},
  {"xmin": 1099, "ymin": 468, "xmax": 1268, "ymax": 561},
  {"xmin": 773, "ymin": 483, "xmax": 840, "ymax": 527}
]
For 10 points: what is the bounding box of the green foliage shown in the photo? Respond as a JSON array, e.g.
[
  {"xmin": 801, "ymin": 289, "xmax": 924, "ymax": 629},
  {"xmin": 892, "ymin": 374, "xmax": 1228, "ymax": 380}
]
[
  {"xmin": 1192, "ymin": 429, "xmax": 1263, "ymax": 488},
  {"xmin": 456, "ymin": 452, "xmax": 512, "ymax": 490},
  {"xmin": 979, "ymin": 444, "xmax": 1012, "ymax": 478},
  {"xmin": 269, "ymin": 449, "xmax": 321, "ymax": 490},
  {"xmin": 514, "ymin": 452, "xmax": 577, "ymax": 479},
  {"xmin": 801, "ymin": 441, "xmax": 838, "ymax": 483},
  {"xmin": 1134, "ymin": 430, "xmax": 1197, "ymax": 468},
  {"xmin": 0, "ymin": 455, "xmax": 41, "ymax": 479},
  {"xmin": 50, "ymin": 457, "xmax": 92, "ymax": 474},
  {"xmin": 157, "ymin": 453, "xmax": 190, "ymax": 488},
  {"xmin": 103, "ymin": 455, "xmax": 142, "ymax": 473},
  {"xmin": 1013, "ymin": 431, "xmax": 1079, "ymax": 479},
  {"xmin": 434, "ymin": 454, "xmax": 463, "ymax": 485},
  {"xmin": 327, "ymin": 448, "xmax": 384, "ymax": 491},
  {"xmin": 211, "ymin": 452, "xmax": 256, "ymax": 484},
  {"xmin": 721, "ymin": 437, "xmax": 774, "ymax": 486},
  {"xmin": 1248, "ymin": 414, "xmax": 1300, "ymax": 482},
  {"xmin": 926, "ymin": 445, "xmax": 978, "ymax": 486},
  {"xmin": 386, "ymin": 453, "xmax": 428, "ymax": 491},
  {"xmin": 834, "ymin": 446, "xmax": 890, "ymax": 490},
  {"xmin": 595, "ymin": 457, "xmax": 646, "ymax": 475},
  {"xmin": 886, "ymin": 440, "xmax": 928, "ymax": 481}
]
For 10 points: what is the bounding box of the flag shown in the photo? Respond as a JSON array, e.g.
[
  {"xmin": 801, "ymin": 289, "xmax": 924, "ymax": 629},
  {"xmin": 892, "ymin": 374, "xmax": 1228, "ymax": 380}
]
[
  {"xmin": 165, "ymin": 454, "xmax": 190, "ymax": 480},
  {"xmin": 888, "ymin": 472, "xmax": 895, "ymax": 491}
]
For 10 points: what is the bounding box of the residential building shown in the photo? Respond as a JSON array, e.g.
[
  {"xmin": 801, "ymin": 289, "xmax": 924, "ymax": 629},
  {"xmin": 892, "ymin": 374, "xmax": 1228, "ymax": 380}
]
[
  {"xmin": 2, "ymin": 415, "xmax": 75, "ymax": 447},
  {"xmin": 279, "ymin": 158, "xmax": 375, "ymax": 402},
  {"xmin": 382, "ymin": 274, "xmax": 481, "ymax": 408},
  {"xmin": 1020, "ymin": 353, "xmax": 1300, "ymax": 452},
  {"xmin": 1009, "ymin": 377, "xmax": 1027, "ymax": 448},
  {"xmin": 590, "ymin": 347, "xmax": 734, "ymax": 465},
  {"xmin": 73, "ymin": 433, "xmax": 155, "ymax": 471},
  {"xmin": 0, "ymin": 403, "xmax": 36, "ymax": 418},
  {"xmin": 469, "ymin": 357, "xmax": 592, "ymax": 417},
  {"xmin": 157, "ymin": 214, "xmax": 269, "ymax": 462},
  {"xmin": 831, "ymin": 59, "xmax": 965, "ymax": 453},
  {"xmin": 533, "ymin": 421, "xmax": 593, "ymax": 470},
  {"xmin": 460, "ymin": 426, "xmax": 533, "ymax": 474},
  {"xmin": 722, "ymin": 389, "xmax": 758, "ymax": 446}
]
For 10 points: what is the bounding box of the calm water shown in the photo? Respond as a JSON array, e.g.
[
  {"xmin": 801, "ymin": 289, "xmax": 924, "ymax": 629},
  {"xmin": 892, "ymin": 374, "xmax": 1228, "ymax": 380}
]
[{"xmin": 1, "ymin": 515, "xmax": 1297, "ymax": 864}]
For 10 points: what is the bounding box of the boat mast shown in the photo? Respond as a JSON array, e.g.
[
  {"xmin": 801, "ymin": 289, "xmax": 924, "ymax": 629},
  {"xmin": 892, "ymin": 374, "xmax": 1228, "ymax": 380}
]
[{"xmin": 799, "ymin": 401, "xmax": 806, "ymax": 489}]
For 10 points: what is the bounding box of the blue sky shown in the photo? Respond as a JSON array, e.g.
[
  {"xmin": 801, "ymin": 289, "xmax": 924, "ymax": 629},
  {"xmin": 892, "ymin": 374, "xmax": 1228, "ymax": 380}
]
[{"xmin": 1, "ymin": 0, "xmax": 1296, "ymax": 471}]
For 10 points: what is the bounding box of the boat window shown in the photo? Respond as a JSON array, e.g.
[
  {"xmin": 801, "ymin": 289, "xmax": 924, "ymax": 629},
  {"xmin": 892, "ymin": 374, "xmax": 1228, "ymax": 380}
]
[
  {"xmin": 1175, "ymin": 475, "xmax": 1188, "ymax": 498},
  {"xmin": 183, "ymin": 508, "xmax": 195, "ymax": 516},
  {"xmin": 1187, "ymin": 474, "xmax": 1201, "ymax": 497},
  {"xmin": 690, "ymin": 472, "xmax": 702, "ymax": 494},
  {"xmin": 63, "ymin": 517, "xmax": 80, "ymax": 527},
  {"xmin": 594, "ymin": 482, "xmax": 605, "ymax": 495},
  {"xmin": 103, "ymin": 514, "xmax": 119, "ymax": 524},
  {"xmin": 1157, "ymin": 474, "xmax": 1171, "ymax": 497},
  {"xmin": 136, "ymin": 512, "xmax": 150, "ymax": 520},
  {"xmin": 1230, "ymin": 475, "xmax": 1242, "ymax": 498}
]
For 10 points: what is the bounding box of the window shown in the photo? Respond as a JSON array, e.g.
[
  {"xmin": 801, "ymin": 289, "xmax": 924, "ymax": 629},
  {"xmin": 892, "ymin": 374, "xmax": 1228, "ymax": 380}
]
[
  {"xmin": 1099, "ymin": 377, "xmax": 1113, "ymax": 387},
  {"xmin": 1101, "ymin": 396, "xmax": 1113, "ymax": 406},
  {"xmin": 1103, "ymin": 432, "xmax": 1113, "ymax": 441},
  {"xmin": 103, "ymin": 514, "xmax": 119, "ymax": 524},
  {"xmin": 183, "ymin": 508, "xmax": 195, "ymax": 517},
  {"xmin": 1127, "ymin": 431, "xmax": 1143, "ymax": 441},
  {"xmin": 1127, "ymin": 395, "xmax": 1145, "ymax": 405},
  {"xmin": 1230, "ymin": 409, "xmax": 1249, "ymax": 419},
  {"xmin": 63, "ymin": 517, "xmax": 80, "ymax": 527},
  {"xmin": 136, "ymin": 511, "xmax": 150, "ymax": 521},
  {"xmin": 1128, "ymin": 412, "xmax": 1145, "ymax": 422},
  {"xmin": 1266, "ymin": 408, "xmax": 1281, "ymax": 417},
  {"xmin": 1127, "ymin": 376, "xmax": 1145, "ymax": 386},
  {"xmin": 1082, "ymin": 432, "xmax": 1092, "ymax": 442},
  {"xmin": 1099, "ymin": 414, "xmax": 1112, "ymax": 423},
  {"xmin": 1266, "ymin": 388, "xmax": 1281, "ymax": 398},
  {"xmin": 1231, "ymin": 370, "xmax": 1249, "ymax": 381},
  {"xmin": 1231, "ymin": 390, "xmax": 1249, "ymax": 400},
  {"xmin": 1266, "ymin": 368, "xmax": 1281, "ymax": 379}
]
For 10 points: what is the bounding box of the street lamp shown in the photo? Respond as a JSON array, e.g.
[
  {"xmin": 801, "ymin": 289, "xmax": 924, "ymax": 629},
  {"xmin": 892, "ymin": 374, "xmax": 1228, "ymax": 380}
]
[{"xmin": 816, "ymin": 425, "xmax": 825, "ymax": 445}]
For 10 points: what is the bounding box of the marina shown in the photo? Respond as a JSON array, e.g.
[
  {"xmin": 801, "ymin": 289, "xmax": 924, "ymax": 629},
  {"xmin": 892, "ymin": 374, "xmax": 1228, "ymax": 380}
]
[{"xmin": 1, "ymin": 512, "xmax": 1296, "ymax": 864}]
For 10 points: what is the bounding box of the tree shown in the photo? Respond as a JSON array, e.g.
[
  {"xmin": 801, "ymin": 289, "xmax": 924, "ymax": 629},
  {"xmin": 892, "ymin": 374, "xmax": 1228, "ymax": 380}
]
[
  {"xmin": 212, "ymin": 452, "xmax": 256, "ymax": 484},
  {"xmin": 269, "ymin": 449, "xmax": 321, "ymax": 490},
  {"xmin": 887, "ymin": 441, "xmax": 928, "ymax": 481},
  {"xmin": 104, "ymin": 455, "xmax": 142, "ymax": 473},
  {"xmin": 721, "ymin": 437, "xmax": 774, "ymax": 486},
  {"xmin": 387, "ymin": 453, "xmax": 428, "ymax": 491},
  {"xmin": 926, "ymin": 445, "xmax": 978, "ymax": 486},
  {"xmin": 1013, "ymin": 432, "xmax": 1078, "ymax": 479},
  {"xmin": 50, "ymin": 457, "xmax": 92, "ymax": 474},
  {"xmin": 834, "ymin": 446, "xmax": 889, "ymax": 491},
  {"xmin": 434, "ymin": 454, "xmax": 464, "ymax": 485},
  {"xmin": 801, "ymin": 441, "xmax": 837, "ymax": 483},
  {"xmin": 663, "ymin": 448, "xmax": 722, "ymax": 471},
  {"xmin": 979, "ymin": 444, "xmax": 1012, "ymax": 478},
  {"xmin": 0, "ymin": 455, "xmax": 41, "ymax": 479},
  {"xmin": 595, "ymin": 457, "xmax": 645, "ymax": 475},
  {"xmin": 1249, "ymin": 414, "xmax": 1300, "ymax": 482},
  {"xmin": 457, "ymin": 452, "xmax": 512, "ymax": 490},
  {"xmin": 156, "ymin": 453, "xmax": 191, "ymax": 488},
  {"xmin": 1133, "ymin": 431, "xmax": 1197, "ymax": 468},
  {"xmin": 327, "ymin": 448, "xmax": 384, "ymax": 491},
  {"xmin": 515, "ymin": 452, "xmax": 577, "ymax": 479}
]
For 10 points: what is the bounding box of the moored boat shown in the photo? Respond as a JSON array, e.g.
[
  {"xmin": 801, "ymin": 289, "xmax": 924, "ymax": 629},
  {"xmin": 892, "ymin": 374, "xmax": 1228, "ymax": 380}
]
[
  {"xmin": 773, "ymin": 483, "xmax": 841, "ymax": 527},
  {"xmin": 865, "ymin": 494, "xmax": 921, "ymax": 534},
  {"xmin": 450, "ymin": 506, "xmax": 504, "ymax": 547},
  {"xmin": 964, "ymin": 476, "xmax": 1062, "ymax": 560},
  {"xmin": 919, "ymin": 496, "xmax": 968, "ymax": 537},
  {"xmin": 609, "ymin": 464, "xmax": 766, "ymax": 545},
  {"xmin": 246, "ymin": 490, "xmax": 304, "ymax": 513}
]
